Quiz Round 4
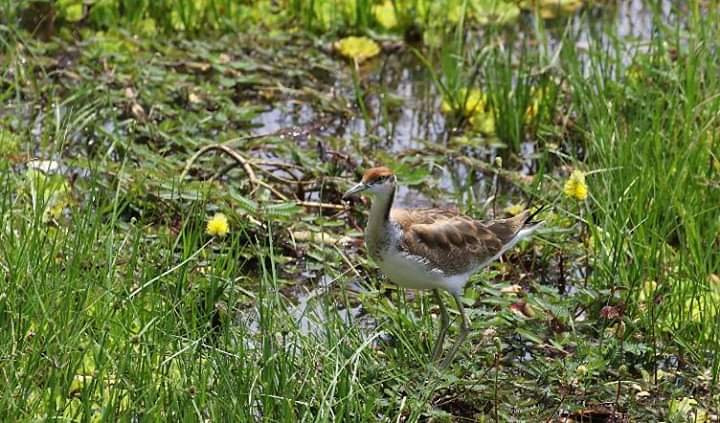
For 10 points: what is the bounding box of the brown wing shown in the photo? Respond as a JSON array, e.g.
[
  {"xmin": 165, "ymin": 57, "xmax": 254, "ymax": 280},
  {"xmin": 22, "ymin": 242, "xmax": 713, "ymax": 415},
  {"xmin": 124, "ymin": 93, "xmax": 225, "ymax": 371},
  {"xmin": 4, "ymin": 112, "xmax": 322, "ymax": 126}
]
[
  {"xmin": 390, "ymin": 207, "xmax": 461, "ymax": 228},
  {"xmin": 397, "ymin": 216, "xmax": 503, "ymax": 275},
  {"xmin": 393, "ymin": 209, "xmax": 531, "ymax": 275}
]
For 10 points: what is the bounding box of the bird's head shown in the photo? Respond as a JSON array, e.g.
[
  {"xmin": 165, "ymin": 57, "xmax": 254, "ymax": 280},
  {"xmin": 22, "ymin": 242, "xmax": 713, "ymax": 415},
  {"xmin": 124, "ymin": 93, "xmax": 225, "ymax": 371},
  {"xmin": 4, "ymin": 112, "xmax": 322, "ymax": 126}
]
[{"xmin": 342, "ymin": 166, "xmax": 396, "ymax": 200}]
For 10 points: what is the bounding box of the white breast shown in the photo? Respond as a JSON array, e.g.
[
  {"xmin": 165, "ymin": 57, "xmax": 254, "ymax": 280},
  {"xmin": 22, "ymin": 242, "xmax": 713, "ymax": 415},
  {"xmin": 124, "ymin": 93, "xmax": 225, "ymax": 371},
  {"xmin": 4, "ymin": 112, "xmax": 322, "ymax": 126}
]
[{"xmin": 377, "ymin": 249, "xmax": 470, "ymax": 294}]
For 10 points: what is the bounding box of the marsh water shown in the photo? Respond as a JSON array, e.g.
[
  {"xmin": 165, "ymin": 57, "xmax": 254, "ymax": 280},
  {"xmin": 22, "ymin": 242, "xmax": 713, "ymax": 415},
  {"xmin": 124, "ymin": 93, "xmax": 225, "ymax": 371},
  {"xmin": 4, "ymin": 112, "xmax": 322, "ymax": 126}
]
[{"xmin": 241, "ymin": 0, "xmax": 681, "ymax": 338}]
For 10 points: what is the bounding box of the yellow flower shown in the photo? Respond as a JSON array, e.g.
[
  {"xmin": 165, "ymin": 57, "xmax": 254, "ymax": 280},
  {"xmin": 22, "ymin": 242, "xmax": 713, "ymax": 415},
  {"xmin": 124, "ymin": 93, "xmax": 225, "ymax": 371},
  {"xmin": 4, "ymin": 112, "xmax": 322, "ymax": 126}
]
[
  {"xmin": 469, "ymin": 110, "xmax": 495, "ymax": 134},
  {"xmin": 563, "ymin": 169, "xmax": 588, "ymax": 201},
  {"xmin": 206, "ymin": 213, "xmax": 230, "ymax": 237},
  {"xmin": 441, "ymin": 88, "xmax": 487, "ymax": 116},
  {"xmin": 504, "ymin": 203, "xmax": 525, "ymax": 216},
  {"xmin": 373, "ymin": 1, "xmax": 398, "ymax": 29},
  {"xmin": 334, "ymin": 36, "xmax": 381, "ymax": 63},
  {"xmin": 441, "ymin": 88, "xmax": 496, "ymax": 135}
]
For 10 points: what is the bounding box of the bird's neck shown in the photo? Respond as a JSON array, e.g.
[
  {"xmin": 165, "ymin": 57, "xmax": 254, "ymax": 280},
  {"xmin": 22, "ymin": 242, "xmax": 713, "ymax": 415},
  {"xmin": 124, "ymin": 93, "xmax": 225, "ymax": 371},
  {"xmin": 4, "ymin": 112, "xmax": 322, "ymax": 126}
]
[{"xmin": 366, "ymin": 185, "xmax": 395, "ymax": 258}]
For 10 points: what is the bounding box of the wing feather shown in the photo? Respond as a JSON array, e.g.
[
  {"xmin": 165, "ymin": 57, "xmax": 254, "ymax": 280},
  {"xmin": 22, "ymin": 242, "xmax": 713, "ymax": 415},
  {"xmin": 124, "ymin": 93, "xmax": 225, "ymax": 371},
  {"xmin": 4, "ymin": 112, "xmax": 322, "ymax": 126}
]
[{"xmin": 390, "ymin": 209, "xmax": 532, "ymax": 275}]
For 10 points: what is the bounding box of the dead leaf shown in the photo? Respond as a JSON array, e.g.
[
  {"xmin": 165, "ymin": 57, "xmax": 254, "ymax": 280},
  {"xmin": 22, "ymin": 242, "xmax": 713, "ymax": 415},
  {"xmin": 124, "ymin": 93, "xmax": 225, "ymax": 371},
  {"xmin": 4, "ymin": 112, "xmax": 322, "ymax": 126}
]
[
  {"xmin": 600, "ymin": 304, "xmax": 624, "ymax": 320},
  {"xmin": 501, "ymin": 284, "xmax": 523, "ymax": 294},
  {"xmin": 188, "ymin": 92, "xmax": 202, "ymax": 104},
  {"xmin": 131, "ymin": 103, "xmax": 146, "ymax": 121}
]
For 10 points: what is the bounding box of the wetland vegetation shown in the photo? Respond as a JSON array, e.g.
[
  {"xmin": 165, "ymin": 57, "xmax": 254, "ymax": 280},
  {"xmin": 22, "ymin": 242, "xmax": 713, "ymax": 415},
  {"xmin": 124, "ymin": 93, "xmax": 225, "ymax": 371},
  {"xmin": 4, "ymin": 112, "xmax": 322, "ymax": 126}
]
[{"xmin": 1, "ymin": 0, "xmax": 719, "ymax": 420}]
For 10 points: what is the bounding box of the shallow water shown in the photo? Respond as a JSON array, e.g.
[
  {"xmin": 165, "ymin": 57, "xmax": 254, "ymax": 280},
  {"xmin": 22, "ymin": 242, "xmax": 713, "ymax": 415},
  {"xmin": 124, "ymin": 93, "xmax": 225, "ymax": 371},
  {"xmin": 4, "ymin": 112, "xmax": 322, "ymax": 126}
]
[
  {"xmin": 250, "ymin": 0, "xmax": 676, "ymax": 211},
  {"xmin": 243, "ymin": 1, "xmax": 683, "ymax": 336},
  {"xmin": 252, "ymin": 0, "xmax": 672, "ymax": 149}
]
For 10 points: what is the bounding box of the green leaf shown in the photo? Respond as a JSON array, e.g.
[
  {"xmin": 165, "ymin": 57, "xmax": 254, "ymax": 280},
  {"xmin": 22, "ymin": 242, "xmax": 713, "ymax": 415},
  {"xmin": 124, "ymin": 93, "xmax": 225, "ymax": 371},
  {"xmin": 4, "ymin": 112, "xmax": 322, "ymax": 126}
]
[
  {"xmin": 230, "ymin": 190, "xmax": 258, "ymax": 215},
  {"xmin": 262, "ymin": 202, "xmax": 300, "ymax": 218},
  {"xmin": 515, "ymin": 328, "xmax": 544, "ymax": 345}
]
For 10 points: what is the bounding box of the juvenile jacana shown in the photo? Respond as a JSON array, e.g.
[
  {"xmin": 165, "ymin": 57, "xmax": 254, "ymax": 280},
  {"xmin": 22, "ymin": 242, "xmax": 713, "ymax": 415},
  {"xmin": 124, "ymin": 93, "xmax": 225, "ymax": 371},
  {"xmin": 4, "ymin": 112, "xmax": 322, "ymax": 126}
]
[{"xmin": 343, "ymin": 166, "xmax": 543, "ymax": 367}]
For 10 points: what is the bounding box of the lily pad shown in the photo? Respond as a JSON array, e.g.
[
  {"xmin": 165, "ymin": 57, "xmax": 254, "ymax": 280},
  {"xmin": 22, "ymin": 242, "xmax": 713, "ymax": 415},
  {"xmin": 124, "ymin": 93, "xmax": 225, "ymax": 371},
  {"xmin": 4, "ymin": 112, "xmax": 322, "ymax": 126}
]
[
  {"xmin": 520, "ymin": 0, "xmax": 583, "ymax": 19},
  {"xmin": 472, "ymin": 0, "xmax": 521, "ymax": 25},
  {"xmin": 373, "ymin": 1, "xmax": 399, "ymax": 29},
  {"xmin": 58, "ymin": 0, "xmax": 84, "ymax": 22}
]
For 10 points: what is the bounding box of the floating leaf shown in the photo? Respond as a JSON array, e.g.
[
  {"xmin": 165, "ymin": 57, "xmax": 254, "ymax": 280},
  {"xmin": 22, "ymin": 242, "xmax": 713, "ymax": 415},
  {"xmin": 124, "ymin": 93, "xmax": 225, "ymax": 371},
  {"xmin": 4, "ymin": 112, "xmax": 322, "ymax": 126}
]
[
  {"xmin": 58, "ymin": 0, "xmax": 84, "ymax": 22},
  {"xmin": 373, "ymin": 1, "xmax": 399, "ymax": 29},
  {"xmin": 441, "ymin": 88, "xmax": 496, "ymax": 134},
  {"xmin": 230, "ymin": 189, "xmax": 258, "ymax": 214},
  {"xmin": 472, "ymin": 0, "xmax": 520, "ymax": 25},
  {"xmin": 262, "ymin": 202, "xmax": 301, "ymax": 219},
  {"xmin": 334, "ymin": 36, "xmax": 381, "ymax": 64},
  {"xmin": 520, "ymin": 0, "xmax": 583, "ymax": 19}
]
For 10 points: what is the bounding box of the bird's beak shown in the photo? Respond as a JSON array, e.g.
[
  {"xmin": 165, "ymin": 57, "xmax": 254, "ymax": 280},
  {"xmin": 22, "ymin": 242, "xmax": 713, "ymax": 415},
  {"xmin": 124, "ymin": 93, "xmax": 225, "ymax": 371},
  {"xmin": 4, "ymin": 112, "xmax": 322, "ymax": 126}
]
[{"xmin": 342, "ymin": 182, "xmax": 368, "ymax": 200}]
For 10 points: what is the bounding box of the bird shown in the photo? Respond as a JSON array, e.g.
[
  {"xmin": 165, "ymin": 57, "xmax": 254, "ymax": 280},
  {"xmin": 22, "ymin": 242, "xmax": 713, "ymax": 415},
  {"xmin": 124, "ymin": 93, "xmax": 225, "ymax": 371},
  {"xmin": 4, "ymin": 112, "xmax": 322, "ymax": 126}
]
[{"xmin": 342, "ymin": 166, "xmax": 543, "ymax": 368}]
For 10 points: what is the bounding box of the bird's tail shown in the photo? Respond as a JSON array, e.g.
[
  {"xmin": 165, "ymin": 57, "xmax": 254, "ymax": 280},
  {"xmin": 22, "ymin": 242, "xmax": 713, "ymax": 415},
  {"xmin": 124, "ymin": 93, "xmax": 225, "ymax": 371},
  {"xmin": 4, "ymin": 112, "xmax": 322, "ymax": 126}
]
[
  {"xmin": 524, "ymin": 204, "xmax": 546, "ymax": 226},
  {"xmin": 514, "ymin": 204, "xmax": 546, "ymax": 242}
]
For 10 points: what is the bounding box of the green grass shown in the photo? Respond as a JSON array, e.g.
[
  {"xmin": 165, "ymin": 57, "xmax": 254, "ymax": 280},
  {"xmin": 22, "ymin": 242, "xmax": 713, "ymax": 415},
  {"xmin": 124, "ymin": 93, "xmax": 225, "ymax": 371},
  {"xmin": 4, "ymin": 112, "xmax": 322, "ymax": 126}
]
[
  {"xmin": 1, "ymin": 0, "xmax": 720, "ymax": 421},
  {"xmin": 564, "ymin": 8, "xmax": 720, "ymax": 377}
]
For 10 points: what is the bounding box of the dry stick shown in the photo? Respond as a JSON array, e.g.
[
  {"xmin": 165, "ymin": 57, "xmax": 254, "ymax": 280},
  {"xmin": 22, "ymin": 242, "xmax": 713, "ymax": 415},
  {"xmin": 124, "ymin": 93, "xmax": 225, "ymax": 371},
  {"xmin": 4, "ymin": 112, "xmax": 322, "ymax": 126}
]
[
  {"xmin": 212, "ymin": 161, "xmax": 243, "ymax": 182},
  {"xmin": 180, "ymin": 144, "xmax": 259, "ymax": 190},
  {"xmin": 399, "ymin": 145, "xmax": 527, "ymax": 186},
  {"xmin": 180, "ymin": 144, "xmax": 288, "ymax": 201},
  {"xmin": 254, "ymin": 167, "xmax": 313, "ymax": 186},
  {"xmin": 256, "ymin": 179, "xmax": 290, "ymax": 201},
  {"xmin": 183, "ymin": 144, "xmax": 347, "ymax": 211},
  {"xmin": 251, "ymin": 159, "xmax": 305, "ymax": 170},
  {"xmin": 297, "ymin": 201, "xmax": 346, "ymax": 210}
]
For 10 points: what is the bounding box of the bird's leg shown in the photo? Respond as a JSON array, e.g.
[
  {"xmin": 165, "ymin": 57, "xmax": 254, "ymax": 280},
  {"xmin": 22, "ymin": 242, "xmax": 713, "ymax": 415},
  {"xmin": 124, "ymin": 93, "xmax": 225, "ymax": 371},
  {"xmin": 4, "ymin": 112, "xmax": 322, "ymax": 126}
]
[
  {"xmin": 440, "ymin": 293, "xmax": 471, "ymax": 369},
  {"xmin": 431, "ymin": 289, "xmax": 450, "ymax": 362}
]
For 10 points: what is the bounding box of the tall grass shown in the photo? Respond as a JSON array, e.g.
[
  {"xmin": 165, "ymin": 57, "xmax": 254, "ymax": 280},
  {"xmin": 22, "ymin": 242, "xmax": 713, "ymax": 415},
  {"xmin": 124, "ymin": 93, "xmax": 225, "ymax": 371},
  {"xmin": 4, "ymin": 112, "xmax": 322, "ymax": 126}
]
[
  {"xmin": 3, "ymin": 0, "xmax": 720, "ymax": 419},
  {"xmin": 0, "ymin": 165, "xmax": 390, "ymax": 420},
  {"xmin": 562, "ymin": 6, "xmax": 720, "ymax": 377}
]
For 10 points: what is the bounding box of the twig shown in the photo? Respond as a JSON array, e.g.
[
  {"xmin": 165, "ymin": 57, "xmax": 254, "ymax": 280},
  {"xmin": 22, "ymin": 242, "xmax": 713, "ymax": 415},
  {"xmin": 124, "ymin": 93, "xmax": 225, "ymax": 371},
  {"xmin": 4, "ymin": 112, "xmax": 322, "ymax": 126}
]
[
  {"xmin": 253, "ymin": 179, "xmax": 290, "ymax": 201},
  {"xmin": 297, "ymin": 201, "xmax": 346, "ymax": 210},
  {"xmin": 253, "ymin": 166, "xmax": 316, "ymax": 186},
  {"xmin": 180, "ymin": 144, "xmax": 259, "ymax": 190},
  {"xmin": 212, "ymin": 161, "xmax": 243, "ymax": 182},
  {"xmin": 250, "ymin": 159, "xmax": 305, "ymax": 170}
]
